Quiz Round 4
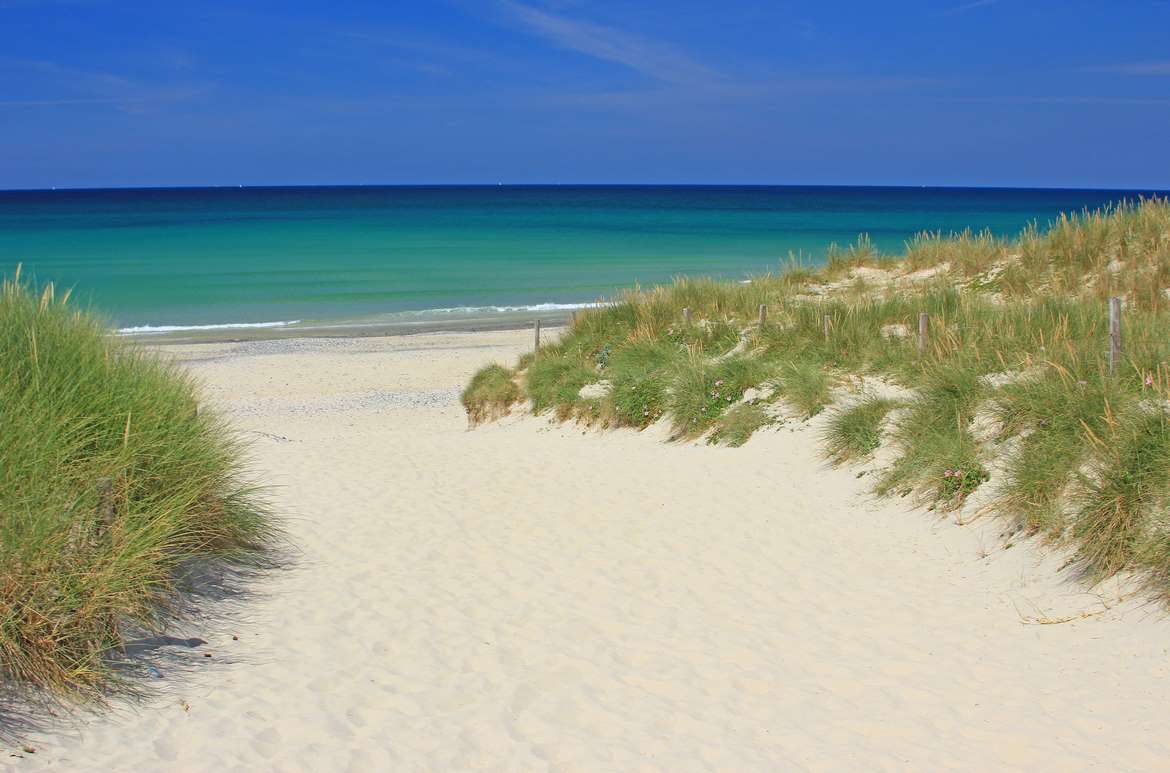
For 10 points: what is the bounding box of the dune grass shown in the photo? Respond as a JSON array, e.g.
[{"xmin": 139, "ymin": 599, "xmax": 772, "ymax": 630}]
[
  {"xmin": 607, "ymin": 340, "xmax": 682, "ymax": 428},
  {"xmin": 773, "ymin": 357, "xmax": 834, "ymax": 418},
  {"xmin": 667, "ymin": 353, "xmax": 770, "ymax": 438},
  {"xmin": 991, "ymin": 364, "xmax": 1116, "ymax": 534},
  {"xmin": 525, "ymin": 348, "xmax": 600, "ymax": 419},
  {"xmin": 1, "ymin": 270, "xmax": 274, "ymax": 702},
  {"xmin": 1073, "ymin": 407, "xmax": 1170, "ymax": 581},
  {"xmin": 709, "ymin": 403, "xmax": 775, "ymax": 447},
  {"xmin": 464, "ymin": 197, "xmax": 1170, "ymax": 600},
  {"xmin": 876, "ymin": 357, "xmax": 989, "ymax": 507},
  {"xmin": 823, "ymin": 396, "xmax": 900, "ymax": 463},
  {"xmin": 460, "ymin": 363, "xmax": 522, "ymax": 425}
]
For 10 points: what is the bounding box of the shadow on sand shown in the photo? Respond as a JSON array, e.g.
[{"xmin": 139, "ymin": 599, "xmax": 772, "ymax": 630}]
[{"xmin": 0, "ymin": 548, "xmax": 293, "ymax": 747}]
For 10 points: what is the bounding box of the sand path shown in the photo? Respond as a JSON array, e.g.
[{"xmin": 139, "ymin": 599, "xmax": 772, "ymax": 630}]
[{"xmin": 10, "ymin": 329, "xmax": 1170, "ymax": 771}]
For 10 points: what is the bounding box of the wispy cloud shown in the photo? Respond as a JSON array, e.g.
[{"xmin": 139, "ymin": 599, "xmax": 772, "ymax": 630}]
[
  {"xmin": 0, "ymin": 98, "xmax": 128, "ymax": 107},
  {"xmin": 944, "ymin": 0, "xmax": 1000, "ymax": 15},
  {"xmin": 555, "ymin": 74, "xmax": 943, "ymax": 109},
  {"xmin": 0, "ymin": 59, "xmax": 209, "ymax": 111},
  {"xmin": 499, "ymin": 1, "xmax": 714, "ymax": 85},
  {"xmin": 0, "ymin": 93, "xmax": 202, "ymax": 109},
  {"xmin": 494, "ymin": 2, "xmax": 940, "ymax": 102},
  {"xmin": 943, "ymin": 95, "xmax": 1170, "ymax": 106},
  {"xmin": 337, "ymin": 28, "xmax": 518, "ymax": 78},
  {"xmin": 1082, "ymin": 60, "xmax": 1170, "ymax": 76},
  {"xmin": 0, "ymin": 0, "xmax": 102, "ymax": 7}
]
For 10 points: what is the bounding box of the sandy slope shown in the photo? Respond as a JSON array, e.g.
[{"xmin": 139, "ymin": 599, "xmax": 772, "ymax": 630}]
[{"xmin": 8, "ymin": 328, "xmax": 1170, "ymax": 771}]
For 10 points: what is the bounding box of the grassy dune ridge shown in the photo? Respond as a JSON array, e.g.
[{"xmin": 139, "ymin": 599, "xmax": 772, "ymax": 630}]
[
  {"xmin": 463, "ymin": 198, "xmax": 1170, "ymax": 597},
  {"xmin": 1, "ymin": 269, "xmax": 274, "ymax": 701}
]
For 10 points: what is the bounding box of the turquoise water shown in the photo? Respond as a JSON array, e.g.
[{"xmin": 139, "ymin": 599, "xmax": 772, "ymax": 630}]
[{"xmin": 0, "ymin": 185, "xmax": 1163, "ymax": 335}]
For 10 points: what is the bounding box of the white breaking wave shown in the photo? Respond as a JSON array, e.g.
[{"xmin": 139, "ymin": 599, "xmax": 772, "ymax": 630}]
[
  {"xmin": 116, "ymin": 320, "xmax": 302, "ymax": 335},
  {"xmin": 115, "ymin": 301, "xmax": 608, "ymax": 335},
  {"xmin": 405, "ymin": 301, "xmax": 607, "ymax": 315}
]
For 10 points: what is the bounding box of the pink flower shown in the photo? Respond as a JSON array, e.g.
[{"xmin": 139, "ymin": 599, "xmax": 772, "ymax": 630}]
[
  {"xmin": 943, "ymin": 469, "xmax": 953, "ymax": 477},
  {"xmin": 1145, "ymin": 375, "xmax": 1155, "ymax": 387}
]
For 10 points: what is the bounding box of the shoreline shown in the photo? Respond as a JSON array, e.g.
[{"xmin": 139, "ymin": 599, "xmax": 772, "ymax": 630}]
[
  {"xmin": 14, "ymin": 185, "xmax": 1162, "ymax": 353},
  {"xmin": 122, "ymin": 309, "xmax": 576, "ymax": 345}
]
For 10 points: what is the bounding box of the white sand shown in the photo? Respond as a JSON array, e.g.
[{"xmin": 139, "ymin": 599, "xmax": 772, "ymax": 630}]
[{"xmin": 10, "ymin": 328, "xmax": 1170, "ymax": 771}]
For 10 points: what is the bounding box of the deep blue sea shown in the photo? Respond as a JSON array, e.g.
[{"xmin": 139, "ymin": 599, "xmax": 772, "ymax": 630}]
[{"xmin": 0, "ymin": 185, "xmax": 1164, "ymax": 336}]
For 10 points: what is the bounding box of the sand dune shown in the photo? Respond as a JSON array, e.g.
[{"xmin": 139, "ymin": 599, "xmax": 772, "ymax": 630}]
[{"xmin": 10, "ymin": 328, "xmax": 1170, "ymax": 771}]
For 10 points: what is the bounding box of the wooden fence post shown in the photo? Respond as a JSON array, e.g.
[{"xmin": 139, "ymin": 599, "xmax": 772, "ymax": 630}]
[
  {"xmin": 758, "ymin": 304, "xmax": 767, "ymax": 326},
  {"xmin": 918, "ymin": 312, "xmax": 929, "ymax": 354},
  {"xmin": 96, "ymin": 476, "xmax": 115, "ymax": 533},
  {"xmin": 823, "ymin": 314, "xmax": 831, "ymax": 341},
  {"xmin": 1109, "ymin": 297, "xmax": 1122, "ymax": 375},
  {"xmin": 683, "ymin": 307, "xmax": 691, "ymax": 324},
  {"xmin": 533, "ymin": 319, "xmax": 541, "ymax": 353}
]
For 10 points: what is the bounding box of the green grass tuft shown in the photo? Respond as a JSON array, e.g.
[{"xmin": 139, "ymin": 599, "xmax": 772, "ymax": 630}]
[
  {"xmin": 525, "ymin": 349, "xmax": 599, "ymax": 418},
  {"xmin": 0, "ymin": 271, "xmax": 274, "ymax": 701},
  {"xmin": 667, "ymin": 354, "xmax": 770, "ymax": 437},
  {"xmin": 775, "ymin": 358, "xmax": 833, "ymax": 418},
  {"xmin": 667, "ymin": 318, "xmax": 741, "ymax": 356},
  {"xmin": 878, "ymin": 359, "xmax": 989, "ymax": 507},
  {"xmin": 461, "ymin": 364, "xmax": 522, "ymax": 425},
  {"xmin": 993, "ymin": 367, "xmax": 1115, "ymax": 534},
  {"xmin": 708, "ymin": 403, "xmax": 775, "ymax": 447},
  {"xmin": 606, "ymin": 340, "xmax": 682, "ymax": 428},
  {"xmin": 1073, "ymin": 408, "xmax": 1170, "ymax": 580},
  {"xmin": 823, "ymin": 396, "xmax": 900, "ymax": 463}
]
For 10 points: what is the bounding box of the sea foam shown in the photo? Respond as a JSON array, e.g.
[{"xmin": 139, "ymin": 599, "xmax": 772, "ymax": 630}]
[{"xmin": 116, "ymin": 320, "xmax": 302, "ymax": 335}]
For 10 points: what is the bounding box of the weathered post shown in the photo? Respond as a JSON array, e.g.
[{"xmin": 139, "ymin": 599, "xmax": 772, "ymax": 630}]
[
  {"xmin": 1109, "ymin": 297, "xmax": 1122, "ymax": 374},
  {"xmin": 683, "ymin": 307, "xmax": 691, "ymax": 324},
  {"xmin": 918, "ymin": 312, "xmax": 929, "ymax": 354},
  {"xmin": 533, "ymin": 319, "xmax": 541, "ymax": 353},
  {"xmin": 96, "ymin": 476, "xmax": 115, "ymax": 534},
  {"xmin": 758, "ymin": 304, "xmax": 767, "ymax": 326},
  {"xmin": 823, "ymin": 314, "xmax": 831, "ymax": 341}
]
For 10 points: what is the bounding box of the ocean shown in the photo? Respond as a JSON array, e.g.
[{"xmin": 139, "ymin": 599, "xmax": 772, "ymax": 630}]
[{"xmin": 0, "ymin": 185, "xmax": 1163, "ymax": 339}]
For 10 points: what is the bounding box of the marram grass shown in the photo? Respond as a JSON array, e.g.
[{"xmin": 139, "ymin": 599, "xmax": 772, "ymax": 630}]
[
  {"xmin": 823, "ymin": 396, "xmax": 900, "ymax": 463},
  {"xmin": 460, "ymin": 363, "xmax": 521, "ymax": 425},
  {"xmin": 709, "ymin": 403, "xmax": 775, "ymax": 447},
  {"xmin": 1, "ymin": 269, "xmax": 274, "ymax": 701},
  {"xmin": 463, "ymin": 198, "xmax": 1170, "ymax": 601}
]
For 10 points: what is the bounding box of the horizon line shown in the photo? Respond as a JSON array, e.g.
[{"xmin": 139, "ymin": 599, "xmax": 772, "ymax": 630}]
[{"xmin": 3, "ymin": 182, "xmax": 1169, "ymax": 195}]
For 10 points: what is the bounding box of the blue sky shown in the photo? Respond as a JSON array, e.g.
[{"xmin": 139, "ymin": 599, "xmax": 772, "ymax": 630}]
[{"xmin": 1, "ymin": 0, "xmax": 1168, "ymax": 189}]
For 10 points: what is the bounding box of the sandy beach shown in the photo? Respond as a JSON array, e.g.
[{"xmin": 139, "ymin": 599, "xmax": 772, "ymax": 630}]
[{"xmin": 10, "ymin": 327, "xmax": 1170, "ymax": 771}]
